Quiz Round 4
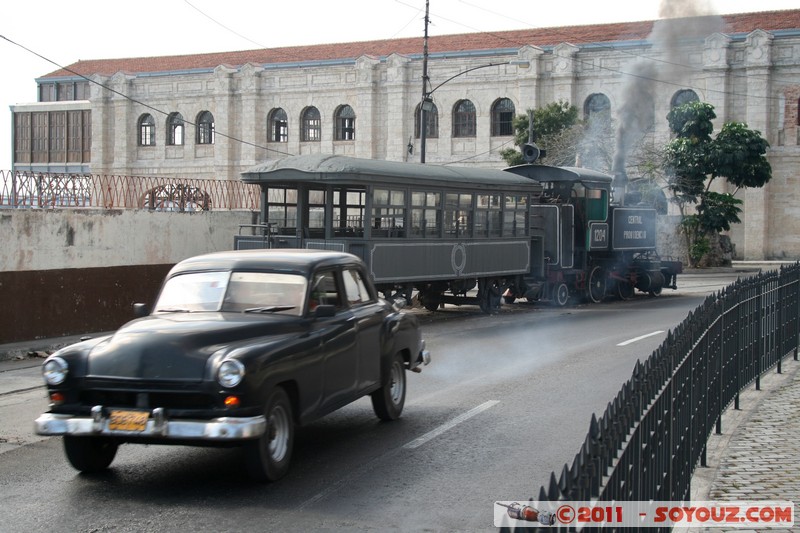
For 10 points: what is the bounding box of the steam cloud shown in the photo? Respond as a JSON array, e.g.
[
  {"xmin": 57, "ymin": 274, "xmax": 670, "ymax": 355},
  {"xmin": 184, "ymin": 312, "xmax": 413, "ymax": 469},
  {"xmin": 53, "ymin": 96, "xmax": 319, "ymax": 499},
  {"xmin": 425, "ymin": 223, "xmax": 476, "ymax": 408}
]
[{"xmin": 612, "ymin": 0, "xmax": 723, "ymax": 183}]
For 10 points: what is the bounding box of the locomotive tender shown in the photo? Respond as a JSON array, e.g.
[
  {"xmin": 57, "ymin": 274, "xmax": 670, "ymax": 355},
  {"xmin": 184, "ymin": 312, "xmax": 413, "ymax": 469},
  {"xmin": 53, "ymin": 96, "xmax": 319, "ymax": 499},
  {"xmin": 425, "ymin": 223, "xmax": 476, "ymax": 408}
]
[{"xmin": 237, "ymin": 153, "xmax": 680, "ymax": 313}]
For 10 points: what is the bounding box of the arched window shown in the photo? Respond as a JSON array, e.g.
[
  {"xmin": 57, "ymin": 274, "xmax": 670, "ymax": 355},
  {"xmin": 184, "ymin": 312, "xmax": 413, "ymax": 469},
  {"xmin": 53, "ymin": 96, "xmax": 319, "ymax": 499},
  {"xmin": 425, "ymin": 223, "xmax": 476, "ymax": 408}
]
[
  {"xmin": 302, "ymin": 107, "xmax": 321, "ymax": 142},
  {"xmin": 269, "ymin": 108, "xmax": 288, "ymax": 143},
  {"xmin": 138, "ymin": 114, "xmax": 155, "ymax": 146},
  {"xmin": 196, "ymin": 111, "xmax": 215, "ymax": 145},
  {"xmin": 167, "ymin": 112, "xmax": 184, "ymax": 146},
  {"xmin": 671, "ymin": 89, "xmax": 700, "ymax": 108},
  {"xmin": 491, "ymin": 98, "xmax": 515, "ymax": 136},
  {"xmin": 335, "ymin": 105, "xmax": 356, "ymax": 141},
  {"xmin": 415, "ymin": 101, "xmax": 439, "ymax": 139},
  {"xmin": 453, "ymin": 100, "xmax": 476, "ymax": 138},
  {"xmin": 584, "ymin": 93, "xmax": 611, "ymax": 121}
]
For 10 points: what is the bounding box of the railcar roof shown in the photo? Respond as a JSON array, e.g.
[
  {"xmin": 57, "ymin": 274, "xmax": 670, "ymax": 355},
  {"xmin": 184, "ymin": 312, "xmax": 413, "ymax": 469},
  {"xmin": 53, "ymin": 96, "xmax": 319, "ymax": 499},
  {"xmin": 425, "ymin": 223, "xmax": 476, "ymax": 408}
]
[
  {"xmin": 242, "ymin": 154, "xmax": 543, "ymax": 192},
  {"xmin": 504, "ymin": 164, "xmax": 613, "ymax": 185}
]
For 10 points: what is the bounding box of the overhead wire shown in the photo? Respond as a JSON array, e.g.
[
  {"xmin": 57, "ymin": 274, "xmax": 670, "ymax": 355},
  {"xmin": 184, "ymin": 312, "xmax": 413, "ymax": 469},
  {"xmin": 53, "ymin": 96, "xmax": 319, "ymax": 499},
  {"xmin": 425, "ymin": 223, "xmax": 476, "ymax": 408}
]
[{"xmin": 0, "ymin": 34, "xmax": 294, "ymax": 158}]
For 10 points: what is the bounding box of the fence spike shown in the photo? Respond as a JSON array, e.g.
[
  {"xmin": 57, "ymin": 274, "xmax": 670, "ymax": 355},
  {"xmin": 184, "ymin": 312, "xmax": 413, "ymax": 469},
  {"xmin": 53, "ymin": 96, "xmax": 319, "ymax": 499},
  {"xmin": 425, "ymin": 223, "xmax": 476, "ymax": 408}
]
[{"xmin": 548, "ymin": 471, "xmax": 561, "ymax": 500}]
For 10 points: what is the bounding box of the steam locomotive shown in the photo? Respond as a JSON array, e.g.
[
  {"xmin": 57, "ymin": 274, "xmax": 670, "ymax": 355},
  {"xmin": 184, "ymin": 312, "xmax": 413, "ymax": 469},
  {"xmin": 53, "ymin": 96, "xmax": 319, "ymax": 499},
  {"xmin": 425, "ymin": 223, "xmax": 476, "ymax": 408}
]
[
  {"xmin": 500, "ymin": 144, "xmax": 681, "ymax": 307},
  {"xmin": 236, "ymin": 150, "xmax": 681, "ymax": 313}
]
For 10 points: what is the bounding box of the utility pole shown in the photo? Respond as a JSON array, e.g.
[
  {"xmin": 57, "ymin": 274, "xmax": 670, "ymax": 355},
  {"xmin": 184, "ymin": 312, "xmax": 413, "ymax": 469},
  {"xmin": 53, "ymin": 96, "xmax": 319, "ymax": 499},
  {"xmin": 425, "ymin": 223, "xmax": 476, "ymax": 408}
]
[{"xmin": 420, "ymin": 0, "xmax": 430, "ymax": 164}]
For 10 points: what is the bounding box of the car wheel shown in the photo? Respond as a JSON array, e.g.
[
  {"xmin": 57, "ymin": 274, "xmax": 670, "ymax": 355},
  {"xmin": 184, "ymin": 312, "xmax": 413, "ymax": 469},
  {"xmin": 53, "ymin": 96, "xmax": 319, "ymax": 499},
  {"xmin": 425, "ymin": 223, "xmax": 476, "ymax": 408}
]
[
  {"xmin": 371, "ymin": 352, "xmax": 406, "ymax": 421},
  {"xmin": 63, "ymin": 436, "xmax": 118, "ymax": 473},
  {"xmin": 244, "ymin": 387, "xmax": 294, "ymax": 482}
]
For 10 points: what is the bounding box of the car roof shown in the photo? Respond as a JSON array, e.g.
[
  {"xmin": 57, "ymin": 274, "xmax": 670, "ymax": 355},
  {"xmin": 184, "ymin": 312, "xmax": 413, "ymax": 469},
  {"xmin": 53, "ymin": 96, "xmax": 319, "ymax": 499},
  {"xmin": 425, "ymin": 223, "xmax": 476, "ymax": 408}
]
[{"xmin": 167, "ymin": 249, "xmax": 362, "ymax": 278}]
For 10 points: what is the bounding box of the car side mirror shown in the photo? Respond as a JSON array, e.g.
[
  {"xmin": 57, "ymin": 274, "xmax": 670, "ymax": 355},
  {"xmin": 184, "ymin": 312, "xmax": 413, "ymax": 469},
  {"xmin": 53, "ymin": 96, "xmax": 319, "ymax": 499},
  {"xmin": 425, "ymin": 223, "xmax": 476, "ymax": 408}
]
[
  {"xmin": 313, "ymin": 304, "xmax": 336, "ymax": 318},
  {"xmin": 133, "ymin": 303, "xmax": 149, "ymax": 318}
]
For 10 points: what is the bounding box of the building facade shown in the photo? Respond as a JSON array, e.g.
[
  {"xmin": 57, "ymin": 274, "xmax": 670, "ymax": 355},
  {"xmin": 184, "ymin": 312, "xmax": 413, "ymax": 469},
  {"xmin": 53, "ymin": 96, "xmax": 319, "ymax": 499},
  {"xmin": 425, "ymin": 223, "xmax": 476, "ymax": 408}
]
[{"xmin": 10, "ymin": 10, "xmax": 800, "ymax": 260}]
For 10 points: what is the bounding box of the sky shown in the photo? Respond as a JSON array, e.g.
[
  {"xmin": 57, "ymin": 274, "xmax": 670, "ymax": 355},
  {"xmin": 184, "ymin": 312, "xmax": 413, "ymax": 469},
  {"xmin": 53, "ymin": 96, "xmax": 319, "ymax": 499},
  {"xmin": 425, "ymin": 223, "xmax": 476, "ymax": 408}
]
[{"xmin": 1, "ymin": 0, "xmax": 798, "ymax": 171}]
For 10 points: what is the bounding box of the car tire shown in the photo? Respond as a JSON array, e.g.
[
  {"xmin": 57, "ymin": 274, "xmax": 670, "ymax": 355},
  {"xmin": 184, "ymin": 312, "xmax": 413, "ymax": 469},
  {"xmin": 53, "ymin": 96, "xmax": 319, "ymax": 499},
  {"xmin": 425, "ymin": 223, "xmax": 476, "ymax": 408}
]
[
  {"xmin": 244, "ymin": 386, "xmax": 294, "ymax": 482},
  {"xmin": 63, "ymin": 436, "xmax": 118, "ymax": 473},
  {"xmin": 371, "ymin": 352, "xmax": 406, "ymax": 421}
]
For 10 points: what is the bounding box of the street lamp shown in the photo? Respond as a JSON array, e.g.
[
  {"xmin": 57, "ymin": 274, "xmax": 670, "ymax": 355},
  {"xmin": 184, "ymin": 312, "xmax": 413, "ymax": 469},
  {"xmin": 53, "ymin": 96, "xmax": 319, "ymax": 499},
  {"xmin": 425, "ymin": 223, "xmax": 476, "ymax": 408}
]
[{"xmin": 418, "ymin": 59, "xmax": 530, "ymax": 164}]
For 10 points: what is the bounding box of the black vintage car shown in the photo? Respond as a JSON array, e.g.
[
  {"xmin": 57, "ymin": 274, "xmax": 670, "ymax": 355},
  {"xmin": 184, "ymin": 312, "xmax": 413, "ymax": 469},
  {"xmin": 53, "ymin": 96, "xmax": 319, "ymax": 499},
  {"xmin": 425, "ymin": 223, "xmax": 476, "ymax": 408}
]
[{"xmin": 35, "ymin": 249, "xmax": 430, "ymax": 481}]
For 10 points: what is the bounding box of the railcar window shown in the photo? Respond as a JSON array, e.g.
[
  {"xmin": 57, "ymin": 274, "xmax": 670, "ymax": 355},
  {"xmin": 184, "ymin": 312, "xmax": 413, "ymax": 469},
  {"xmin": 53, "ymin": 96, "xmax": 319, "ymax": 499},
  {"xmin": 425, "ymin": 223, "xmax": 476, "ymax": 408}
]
[
  {"xmin": 475, "ymin": 194, "xmax": 501, "ymax": 237},
  {"xmin": 372, "ymin": 188, "xmax": 406, "ymax": 238},
  {"xmin": 503, "ymin": 195, "xmax": 528, "ymax": 237},
  {"xmin": 411, "ymin": 191, "xmax": 441, "ymax": 237},
  {"xmin": 445, "ymin": 193, "xmax": 473, "ymax": 237},
  {"xmin": 333, "ymin": 188, "xmax": 366, "ymax": 236},
  {"xmin": 267, "ymin": 187, "xmax": 298, "ymax": 235},
  {"xmin": 307, "ymin": 189, "xmax": 326, "ymax": 235}
]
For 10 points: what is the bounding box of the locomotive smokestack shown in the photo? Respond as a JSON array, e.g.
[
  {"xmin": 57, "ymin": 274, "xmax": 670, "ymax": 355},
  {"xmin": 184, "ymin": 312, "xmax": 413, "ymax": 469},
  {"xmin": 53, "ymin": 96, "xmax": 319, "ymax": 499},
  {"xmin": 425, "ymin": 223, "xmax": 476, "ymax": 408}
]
[{"xmin": 612, "ymin": 165, "xmax": 628, "ymax": 206}]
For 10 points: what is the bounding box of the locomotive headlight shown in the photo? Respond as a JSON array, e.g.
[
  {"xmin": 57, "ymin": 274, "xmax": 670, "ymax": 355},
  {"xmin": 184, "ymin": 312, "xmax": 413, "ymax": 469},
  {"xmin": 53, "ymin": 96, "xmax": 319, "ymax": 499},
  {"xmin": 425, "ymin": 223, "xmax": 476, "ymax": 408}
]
[
  {"xmin": 217, "ymin": 359, "xmax": 245, "ymax": 388},
  {"xmin": 42, "ymin": 357, "xmax": 68, "ymax": 386}
]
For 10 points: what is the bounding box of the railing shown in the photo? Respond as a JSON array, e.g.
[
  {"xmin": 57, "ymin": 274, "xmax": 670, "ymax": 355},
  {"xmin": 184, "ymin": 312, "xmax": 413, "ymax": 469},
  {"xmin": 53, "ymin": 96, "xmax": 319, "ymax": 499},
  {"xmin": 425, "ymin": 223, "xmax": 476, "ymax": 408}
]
[
  {"xmin": 0, "ymin": 170, "xmax": 261, "ymax": 211},
  {"xmin": 522, "ymin": 264, "xmax": 800, "ymax": 531}
]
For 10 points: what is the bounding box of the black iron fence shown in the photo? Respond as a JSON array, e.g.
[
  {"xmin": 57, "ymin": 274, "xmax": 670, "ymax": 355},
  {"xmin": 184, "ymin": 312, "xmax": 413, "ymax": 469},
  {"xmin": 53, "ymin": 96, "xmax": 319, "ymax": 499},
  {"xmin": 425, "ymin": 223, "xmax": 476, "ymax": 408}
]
[{"xmin": 524, "ymin": 264, "xmax": 800, "ymax": 531}]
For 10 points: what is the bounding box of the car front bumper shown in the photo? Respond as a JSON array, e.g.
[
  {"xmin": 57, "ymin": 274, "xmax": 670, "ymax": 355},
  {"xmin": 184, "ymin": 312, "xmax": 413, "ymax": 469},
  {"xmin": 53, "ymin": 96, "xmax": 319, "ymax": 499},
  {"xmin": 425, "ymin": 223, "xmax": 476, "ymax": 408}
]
[{"xmin": 35, "ymin": 406, "xmax": 266, "ymax": 441}]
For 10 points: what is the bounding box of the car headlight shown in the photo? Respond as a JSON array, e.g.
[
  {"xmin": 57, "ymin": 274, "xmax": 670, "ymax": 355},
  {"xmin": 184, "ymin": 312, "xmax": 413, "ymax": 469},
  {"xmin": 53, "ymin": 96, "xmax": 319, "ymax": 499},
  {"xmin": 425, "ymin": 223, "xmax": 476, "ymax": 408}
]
[
  {"xmin": 42, "ymin": 357, "xmax": 68, "ymax": 386},
  {"xmin": 217, "ymin": 359, "xmax": 245, "ymax": 388}
]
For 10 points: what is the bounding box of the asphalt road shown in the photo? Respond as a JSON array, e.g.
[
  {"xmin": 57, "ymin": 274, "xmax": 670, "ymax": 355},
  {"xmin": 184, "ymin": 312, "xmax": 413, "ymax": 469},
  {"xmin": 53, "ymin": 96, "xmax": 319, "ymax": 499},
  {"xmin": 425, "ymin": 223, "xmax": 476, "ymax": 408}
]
[{"xmin": 0, "ymin": 268, "xmax": 763, "ymax": 532}]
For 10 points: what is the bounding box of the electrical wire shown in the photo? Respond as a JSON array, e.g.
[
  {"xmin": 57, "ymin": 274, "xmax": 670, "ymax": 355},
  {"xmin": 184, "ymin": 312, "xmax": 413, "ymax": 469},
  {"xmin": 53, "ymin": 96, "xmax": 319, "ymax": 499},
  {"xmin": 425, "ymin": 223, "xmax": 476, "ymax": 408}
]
[{"xmin": 0, "ymin": 34, "xmax": 294, "ymax": 158}]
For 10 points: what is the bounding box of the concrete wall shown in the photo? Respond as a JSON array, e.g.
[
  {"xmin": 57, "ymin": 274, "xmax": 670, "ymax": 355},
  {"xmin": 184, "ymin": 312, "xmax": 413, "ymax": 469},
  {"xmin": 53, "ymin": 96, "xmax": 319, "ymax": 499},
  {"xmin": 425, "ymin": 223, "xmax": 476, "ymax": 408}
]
[
  {"xmin": 1, "ymin": 209, "xmax": 257, "ymax": 272},
  {"xmin": 0, "ymin": 209, "xmax": 256, "ymax": 343}
]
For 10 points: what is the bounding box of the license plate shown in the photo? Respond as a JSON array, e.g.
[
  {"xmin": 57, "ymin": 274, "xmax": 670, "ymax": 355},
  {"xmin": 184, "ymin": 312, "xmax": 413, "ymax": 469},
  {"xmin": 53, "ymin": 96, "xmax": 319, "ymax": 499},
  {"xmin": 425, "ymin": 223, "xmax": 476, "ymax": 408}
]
[{"xmin": 108, "ymin": 410, "xmax": 149, "ymax": 432}]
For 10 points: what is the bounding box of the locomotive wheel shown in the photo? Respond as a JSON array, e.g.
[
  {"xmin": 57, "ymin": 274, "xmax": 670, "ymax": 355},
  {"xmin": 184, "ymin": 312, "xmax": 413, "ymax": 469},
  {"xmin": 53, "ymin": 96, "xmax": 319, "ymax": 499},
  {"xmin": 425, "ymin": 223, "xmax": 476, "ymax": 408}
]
[
  {"xmin": 648, "ymin": 286, "xmax": 662, "ymax": 297},
  {"xmin": 552, "ymin": 282, "xmax": 570, "ymax": 307},
  {"xmin": 617, "ymin": 281, "xmax": 634, "ymax": 300},
  {"xmin": 587, "ymin": 267, "xmax": 606, "ymax": 303}
]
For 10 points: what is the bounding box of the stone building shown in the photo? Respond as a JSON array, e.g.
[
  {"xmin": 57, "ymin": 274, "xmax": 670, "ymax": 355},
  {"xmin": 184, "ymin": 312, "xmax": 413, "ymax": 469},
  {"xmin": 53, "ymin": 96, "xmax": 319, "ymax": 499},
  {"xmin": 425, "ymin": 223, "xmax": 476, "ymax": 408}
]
[{"xmin": 10, "ymin": 9, "xmax": 800, "ymax": 260}]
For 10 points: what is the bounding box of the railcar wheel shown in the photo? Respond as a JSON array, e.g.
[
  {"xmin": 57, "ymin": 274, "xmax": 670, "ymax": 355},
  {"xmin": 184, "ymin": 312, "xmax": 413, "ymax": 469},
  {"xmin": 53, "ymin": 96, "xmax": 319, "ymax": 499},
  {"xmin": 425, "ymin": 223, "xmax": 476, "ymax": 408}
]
[
  {"xmin": 244, "ymin": 386, "xmax": 294, "ymax": 482},
  {"xmin": 587, "ymin": 266, "xmax": 606, "ymax": 303},
  {"xmin": 371, "ymin": 352, "xmax": 406, "ymax": 421},
  {"xmin": 478, "ymin": 279, "xmax": 503, "ymax": 314},
  {"xmin": 63, "ymin": 436, "xmax": 118, "ymax": 473},
  {"xmin": 617, "ymin": 280, "xmax": 634, "ymax": 300},
  {"xmin": 552, "ymin": 282, "xmax": 570, "ymax": 307},
  {"xmin": 419, "ymin": 291, "xmax": 442, "ymax": 312}
]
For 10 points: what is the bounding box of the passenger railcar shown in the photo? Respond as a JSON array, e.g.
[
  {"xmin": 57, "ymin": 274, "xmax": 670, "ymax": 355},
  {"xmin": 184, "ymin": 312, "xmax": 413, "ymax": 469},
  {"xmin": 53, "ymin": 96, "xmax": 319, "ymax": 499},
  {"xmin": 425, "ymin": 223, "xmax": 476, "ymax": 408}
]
[
  {"xmin": 238, "ymin": 154, "xmax": 543, "ymax": 313},
  {"xmin": 237, "ymin": 153, "xmax": 680, "ymax": 312}
]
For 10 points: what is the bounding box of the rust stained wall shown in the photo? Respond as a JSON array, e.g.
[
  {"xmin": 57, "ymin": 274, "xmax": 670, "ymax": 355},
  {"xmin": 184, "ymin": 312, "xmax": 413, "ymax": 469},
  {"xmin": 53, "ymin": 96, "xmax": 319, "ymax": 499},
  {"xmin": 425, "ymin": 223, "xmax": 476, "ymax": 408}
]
[{"xmin": 0, "ymin": 264, "xmax": 173, "ymax": 343}]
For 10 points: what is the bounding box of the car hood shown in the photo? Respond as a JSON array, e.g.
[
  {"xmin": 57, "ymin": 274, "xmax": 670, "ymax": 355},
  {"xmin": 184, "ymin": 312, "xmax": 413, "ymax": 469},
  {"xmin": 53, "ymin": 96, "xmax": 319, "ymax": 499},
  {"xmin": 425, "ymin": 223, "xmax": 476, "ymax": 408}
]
[{"xmin": 87, "ymin": 313, "xmax": 298, "ymax": 381}]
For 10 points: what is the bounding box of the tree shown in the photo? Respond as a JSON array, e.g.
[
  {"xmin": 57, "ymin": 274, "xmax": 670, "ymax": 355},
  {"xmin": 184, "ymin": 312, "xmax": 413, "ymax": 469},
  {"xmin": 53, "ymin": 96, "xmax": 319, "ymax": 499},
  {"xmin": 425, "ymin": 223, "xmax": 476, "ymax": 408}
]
[
  {"xmin": 500, "ymin": 100, "xmax": 580, "ymax": 167},
  {"xmin": 664, "ymin": 101, "xmax": 771, "ymax": 267}
]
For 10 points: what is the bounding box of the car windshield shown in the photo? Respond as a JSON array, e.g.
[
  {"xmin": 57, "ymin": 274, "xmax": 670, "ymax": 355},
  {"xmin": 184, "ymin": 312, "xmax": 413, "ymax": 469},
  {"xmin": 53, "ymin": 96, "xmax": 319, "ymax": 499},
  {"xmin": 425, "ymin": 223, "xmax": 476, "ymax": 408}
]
[{"xmin": 155, "ymin": 271, "xmax": 308, "ymax": 316}]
